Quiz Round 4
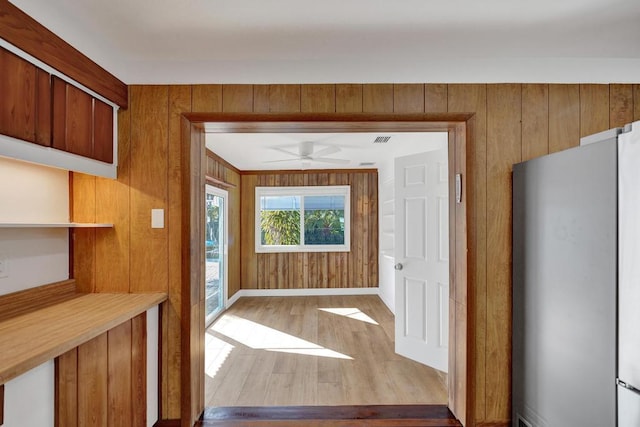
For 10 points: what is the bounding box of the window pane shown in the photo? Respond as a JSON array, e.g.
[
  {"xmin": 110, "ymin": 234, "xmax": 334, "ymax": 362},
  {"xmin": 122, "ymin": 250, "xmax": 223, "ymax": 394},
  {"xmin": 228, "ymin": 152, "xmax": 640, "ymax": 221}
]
[
  {"xmin": 260, "ymin": 195, "xmax": 301, "ymax": 245},
  {"xmin": 303, "ymin": 195, "xmax": 345, "ymax": 245}
]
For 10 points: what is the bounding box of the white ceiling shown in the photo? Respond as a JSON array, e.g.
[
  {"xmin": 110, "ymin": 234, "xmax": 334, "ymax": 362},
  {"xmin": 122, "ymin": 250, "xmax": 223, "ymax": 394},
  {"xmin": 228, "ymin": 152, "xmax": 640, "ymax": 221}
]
[
  {"xmin": 9, "ymin": 0, "xmax": 640, "ymax": 84},
  {"xmin": 205, "ymin": 132, "xmax": 447, "ymax": 172}
]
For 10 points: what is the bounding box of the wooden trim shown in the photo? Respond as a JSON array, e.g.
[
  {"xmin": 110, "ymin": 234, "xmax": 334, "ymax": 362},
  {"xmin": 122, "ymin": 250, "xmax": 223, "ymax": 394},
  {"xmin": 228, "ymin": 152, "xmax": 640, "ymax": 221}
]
[
  {"xmin": 0, "ymin": 279, "xmax": 76, "ymax": 322},
  {"xmin": 189, "ymin": 112, "xmax": 470, "ymax": 131},
  {"xmin": 199, "ymin": 405, "xmax": 461, "ymax": 426},
  {"xmin": 205, "ymin": 175, "xmax": 236, "ymax": 189},
  {"xmin": 0, "ymin": 384, "xmax": 3, "ymax": 426},
  {"xmin": 0, "ymin": 0, "xmax": 128, "ymax": 108},
  {"xmin": 241, "ymin": 168, "xmax": 378, "ymax": 175},
  {"xmin": 205, "ymin": 149, "xmax": 241, "ymax": 175},
  {"xmin": 183, "ymin": 113, "xmax": 471, "ymax": 427},
  {"xmin": 154, "ymin": 420, "xmax": 181, "ymax": 427}
]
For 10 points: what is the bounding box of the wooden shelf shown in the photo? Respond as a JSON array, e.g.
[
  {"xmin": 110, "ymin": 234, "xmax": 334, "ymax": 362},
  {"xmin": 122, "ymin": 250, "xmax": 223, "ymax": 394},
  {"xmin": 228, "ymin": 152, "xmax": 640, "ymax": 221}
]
[
  {"xmin": 0, "ymin": 222, "xmax": 113, "ymax": 228},
  {"xmin": 0, "ymin": 292, "xmax": 166, "ymax": 384}
]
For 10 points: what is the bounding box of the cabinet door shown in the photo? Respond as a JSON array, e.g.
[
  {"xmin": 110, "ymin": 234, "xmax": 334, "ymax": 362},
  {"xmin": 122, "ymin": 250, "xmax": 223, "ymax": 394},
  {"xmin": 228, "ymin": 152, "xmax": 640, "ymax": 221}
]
[
  {"xmin": 0, "ymin": 48, "xmax": 37, "ymax": 142},
  {"xmin": 34, "ymin": 69, "xmax": 52, "ymax": 146},
  {"xmin": 93, "ymin": 99, "xmax": 113, "ymax": 163}
]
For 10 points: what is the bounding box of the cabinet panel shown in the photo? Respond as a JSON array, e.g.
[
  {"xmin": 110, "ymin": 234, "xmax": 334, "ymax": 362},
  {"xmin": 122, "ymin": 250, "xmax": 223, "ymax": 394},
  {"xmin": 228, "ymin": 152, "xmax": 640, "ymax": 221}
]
[
  {"xmin": 0, "ymin": 48, "xmax": 37, "ymax": 142},
  {"xmin": 35, "ymin": 69, "xmax": 51, "ymax": 146},
  {"xmin": 52, "ymin": 76, "xmax": 67, "ymax": 152},
  {"xmin": 93, "ymin": 99, "xmax": 113, "ymax": 163},
  {"xmin": 66, "ymin": 84, "xmax": 93, "ymax": 158}
]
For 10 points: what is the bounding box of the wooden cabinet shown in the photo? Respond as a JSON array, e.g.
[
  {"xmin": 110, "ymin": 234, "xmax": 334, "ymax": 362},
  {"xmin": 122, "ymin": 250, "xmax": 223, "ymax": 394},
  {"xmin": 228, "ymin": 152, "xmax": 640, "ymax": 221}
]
[
  {"xmin": 0, "ymin": 48, "xmax": 51, "ymax": 146},
  {"xmin": 0, "ymin": 46, "xmax": 114, "ymax": 166},
  {"xmin": 52, "ymin": 76, "xmax": 114, "ymax": 163}
]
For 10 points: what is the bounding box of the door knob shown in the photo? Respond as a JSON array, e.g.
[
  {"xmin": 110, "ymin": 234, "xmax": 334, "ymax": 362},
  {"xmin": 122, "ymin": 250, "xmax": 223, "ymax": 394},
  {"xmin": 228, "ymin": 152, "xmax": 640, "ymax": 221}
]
[{"xmin": 394, "ymin": 263, "xmax": 404, "ymax": 271}]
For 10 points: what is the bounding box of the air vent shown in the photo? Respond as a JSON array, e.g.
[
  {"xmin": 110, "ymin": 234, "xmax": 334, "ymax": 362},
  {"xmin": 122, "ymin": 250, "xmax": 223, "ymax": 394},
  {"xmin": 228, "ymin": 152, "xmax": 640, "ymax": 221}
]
[
  {"xmin": 373, "ymin": 136, "xmax": 391, "ymax": 143},
  {"xmin": 359, "ymin": 162, "xmax": 376, "ymax": 167}
]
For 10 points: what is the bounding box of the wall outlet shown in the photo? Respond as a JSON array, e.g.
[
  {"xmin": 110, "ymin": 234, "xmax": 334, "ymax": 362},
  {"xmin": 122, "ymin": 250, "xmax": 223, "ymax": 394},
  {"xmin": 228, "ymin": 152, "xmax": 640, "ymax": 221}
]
[{"xmin": 0, "ymin": 257, "xmax": 8, "ymax": 278}]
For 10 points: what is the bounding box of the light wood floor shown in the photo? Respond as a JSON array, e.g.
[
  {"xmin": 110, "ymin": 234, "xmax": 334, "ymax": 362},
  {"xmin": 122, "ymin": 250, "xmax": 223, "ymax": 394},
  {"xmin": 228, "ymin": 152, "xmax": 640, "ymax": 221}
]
[{"xmin": 205, "ymin": 295, "xmax": 447, "ymax": 407}]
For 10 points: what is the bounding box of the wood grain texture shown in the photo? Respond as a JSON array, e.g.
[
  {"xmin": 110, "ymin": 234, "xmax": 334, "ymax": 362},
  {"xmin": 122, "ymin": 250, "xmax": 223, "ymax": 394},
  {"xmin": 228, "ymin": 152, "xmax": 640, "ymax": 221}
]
[
  {"xmin": 448, "ymin": 84, "xmax": 487, "ymax": 424},
  {"xmin": 0, "ymin": 279, "xmax": 76, "ymax": 322},
  {"xmin": 0, "ymin": 0, "xmax": 128, "ymax": 107},
  {"xmin": 242, "ymin": 170, "xmax": 377, "ymax": 289},
  {"xmin": 55, "ymin": 348, "xmax": 78, "ymax": 427},
  {"xmin": 609, "ymin": 84, "xmax": 634, "ymax": 128},
  {"xmin": 580, "ymin": 84, "xmax": 610, "ymax": 137},
  {"xmin": 65, "ymin": 83, "xmax": 94, "ymax": 158},
  {"xmin": 394, "ymin": 84, "xmax": 424, "ymax": 112},
  {"xmin": 223, "ymin": 85, "xmax": 254, "ymax": 113},
  {"xmin": 269, "ymin": 85, "xmax": 301, "ymax": 112},
  {"xmin": 108, "ymin": 321, "xmax": 133, "ymax": 427},
  {"xmin": 130, "ymin": 85, "xmax": 169, "ymax": 293},
  {"xmin": 335, "ymin": 84, "xmax": 363, "ymax": 113},
  {"xmin": 253, "ymin": 85, "xmax": 270, "ymax": 113},
  {"xmin": 301, "ymin": 85, "xmax": 335, "ymax": 112},
  {"xmin": 193, "ymin": 85, "xmax": 222, "ymax": 113},
  {"xmin": 485, "ymin": 84, "xmax": 521, "ymax": 421},
  {"xmin": 93, "ymin": 99, "xmax": 114, "ymax": 163},
  {"xmin": 521, "ymin": 84, "xmax": 549, "ymax": 161},
  {"xmin": 0, "ymin": 47, "xmax": 36, "ymax": 142},
  {"xmin": 34, "ymin": 68, "xmax": 51, "ymax": 146},
  {"xmin": 634, "ymin": 85, "xmax": 640, "ymax": 121},
  {"xmin": 549, "ymin": 84, "xmax": 580, "ymax": 153},
  {"xmin": 78, "ymin": 333, "xmax": 108, "ymax": 426},
  {"xmin": 94, "ymin": 99, "xmax": 131, "ymax": 293},
  {"xmin": 0, "ymin": 292, "xmax": 165, "ymax": 384},
  {"xmin": 132, "ymin": 313, "xmax": 147, "ymax": 427},
  {"xmin": 71, "ymin": 172, "xmax": 97, "ymax": 292},
  {"xmin": 425, "ymin": 85, "xmax": 448, "ymax": 113},
  {"xmin": 363, "ymin": 84, "xmax": 393, "ymax": 112}
]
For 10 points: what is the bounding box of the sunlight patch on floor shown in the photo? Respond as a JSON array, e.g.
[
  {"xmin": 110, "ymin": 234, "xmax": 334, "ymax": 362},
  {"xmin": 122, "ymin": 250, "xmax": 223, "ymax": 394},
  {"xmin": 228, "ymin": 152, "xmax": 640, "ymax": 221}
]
[
  {"xmin": 318, "ymin": 307, "xmax": 379, "ymax": 325},
  {"xmin": 211, "ymin": 314, "xmax": 353, "ymax": 360},
  {"xmin": 205, "ymin": 332, "xmax": 234, "ymax": 379}
]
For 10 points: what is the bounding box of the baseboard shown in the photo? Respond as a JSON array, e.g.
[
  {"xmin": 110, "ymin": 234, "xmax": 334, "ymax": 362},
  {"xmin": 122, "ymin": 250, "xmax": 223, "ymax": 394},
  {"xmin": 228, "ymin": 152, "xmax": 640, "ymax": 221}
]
[
  {"xmin": 226, "ymin": 287, "xmax": 380, "ymax": 308},
  {"xmin": 153, "ymin": 419, "xmax": 180, "ymax": 427}
]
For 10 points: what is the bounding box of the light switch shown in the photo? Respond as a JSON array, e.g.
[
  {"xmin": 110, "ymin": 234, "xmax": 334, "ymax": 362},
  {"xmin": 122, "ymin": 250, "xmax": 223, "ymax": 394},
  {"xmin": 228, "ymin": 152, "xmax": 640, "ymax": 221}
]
[{"xmin": 151, "ymin": 209, "xmax": 164, "ymax": 229}]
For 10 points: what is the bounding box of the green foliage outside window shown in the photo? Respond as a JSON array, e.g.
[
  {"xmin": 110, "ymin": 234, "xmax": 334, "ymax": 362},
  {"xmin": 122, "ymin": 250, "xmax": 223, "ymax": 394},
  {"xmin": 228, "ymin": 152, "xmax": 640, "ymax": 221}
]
[
  {"xmin": 260, "ymin": 210, "xmax": 300, "ymax": 245},
  {"xmin": 304, "ymin": 210, "xmax": 345, "ymax": 244}
]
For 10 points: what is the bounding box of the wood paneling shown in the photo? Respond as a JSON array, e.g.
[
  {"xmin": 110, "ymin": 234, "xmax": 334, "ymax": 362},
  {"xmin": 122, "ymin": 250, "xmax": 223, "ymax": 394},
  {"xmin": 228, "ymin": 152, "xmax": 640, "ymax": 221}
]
[
  {"xmin": 108, "ymin": 322, "xmax": 133, "ymax": 427},
  {"xmin": 0, "ymin": 279, "xmax": 76, "ymax": 322},
  {"xmin": 610, "ymin": 84, "xmax": 634, "ymax": 128},
  {"xmin": 71, "ymin": 83, "xmax": 637, "ymax": 427},
  {"xmin": 93, "ymin": 99, "xmax": 114, "ymax": 163},
  {"xmin": 302, "ymin": 85, "xmax": 335, "ymax": 112},
  {"xmin": 132, "ymin": 313, "xmax": 148, "ymax": 427},
  {"xmin": 78, "ymin": 333, "xmax": 108, "ymax": 426},
  {"xmin": 485, "ymin": 84, "xmax": 521, "ymax": 421},
  {"xmin": 580, "ymin": 84, "xmax": 610, "ymax": 137},
  {"xmin": 55, "ymin": 348, "xmax": 77, "ymax": 427},
  {"xmin": 0, "ymin": 0, "xmax": 127, "ymax": 107},
  {"xmin": 394, "ymin": 84, "xmax": 424, "ymax": 112},
  {"xmin": 223, "ymin": 85, "xmax": 254, "ymax": 113},
  {"xmin": 549, "ymin": 84, "xmax": 580, "ymax": 153},
  {"xmin": 336, "ymin": 84, "xmax": 363, "ymax": 113},
  {"xmin": 521, "ymin": 84, "xmax": 549, "ymax": 161},
  {"xmin": 130, "ymin": 85, "xmax": 169, "ymax": 293},
  {"xmin": 241, "ymin": 170, "xmax": 377, "ymax": 290},
  {"xmin": 363, "ymin": 84, "xmax": 393, "ymax": 112},
  {"xmin": 71, "ymin": 172, "xmax": 97, "ymax": 292},
  {"xmin": 34, "ymin": 68, "xmax": 51, "ymax": 146},
  {"xmin": 193, "ymin": 85, "xmax": 222, "ymax": 112}
]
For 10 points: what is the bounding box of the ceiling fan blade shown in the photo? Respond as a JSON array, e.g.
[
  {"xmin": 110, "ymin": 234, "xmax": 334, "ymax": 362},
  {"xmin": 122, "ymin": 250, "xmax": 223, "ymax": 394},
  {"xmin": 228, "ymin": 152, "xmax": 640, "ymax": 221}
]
[
  {"xmin": 263, "ymin": 158, "xmax": 301, "ymax": 163},
  {"xmin": 309, "ymin": 157, "xmax": 351, "ymax": 164},
  {"xmin": 270, "ymin": 147, "xmax": 300, "ymax": 157},
  {"xmin": 311, "ymin": 145, "xmax": 340, "ymax": 157}
]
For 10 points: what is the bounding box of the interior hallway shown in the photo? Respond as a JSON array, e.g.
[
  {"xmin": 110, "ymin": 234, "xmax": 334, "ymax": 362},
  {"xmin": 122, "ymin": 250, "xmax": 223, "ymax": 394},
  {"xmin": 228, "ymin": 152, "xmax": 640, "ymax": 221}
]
[{"xmin": 205, "ymin": 295, "xmax": 447, "ymax": 407}]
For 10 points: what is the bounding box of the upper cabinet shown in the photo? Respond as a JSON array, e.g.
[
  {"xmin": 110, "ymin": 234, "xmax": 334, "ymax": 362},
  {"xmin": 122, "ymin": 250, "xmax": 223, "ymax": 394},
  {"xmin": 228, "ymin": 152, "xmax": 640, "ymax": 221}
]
[{"xmin": 0, "ymin": 44, "xmax": 118, "ymax": 178}]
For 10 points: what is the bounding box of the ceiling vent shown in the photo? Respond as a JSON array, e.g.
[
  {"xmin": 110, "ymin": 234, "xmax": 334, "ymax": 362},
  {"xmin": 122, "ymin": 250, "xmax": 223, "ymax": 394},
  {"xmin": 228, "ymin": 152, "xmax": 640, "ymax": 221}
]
[
  {"xmin": 359, "ymin": 162, "xmax": 376, "ymax": 167},
  {"xmin": 373, "ymin": 136, "xmax": 391, "ymax": 143}
]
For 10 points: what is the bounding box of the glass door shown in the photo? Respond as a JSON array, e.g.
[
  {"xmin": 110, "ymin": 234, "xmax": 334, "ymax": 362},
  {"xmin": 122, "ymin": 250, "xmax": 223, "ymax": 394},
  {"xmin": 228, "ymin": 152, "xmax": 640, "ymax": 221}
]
[{"xmin": 205, "ymin": 185, "xmax": 227, "ymax": 326}]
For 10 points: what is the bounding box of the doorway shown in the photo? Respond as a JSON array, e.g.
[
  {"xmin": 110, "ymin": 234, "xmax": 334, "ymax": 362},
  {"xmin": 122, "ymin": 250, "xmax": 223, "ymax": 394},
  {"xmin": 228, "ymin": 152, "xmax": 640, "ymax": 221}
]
[
  {"xmin": 181, "ymin": 113, "xmax": 470, "ymax": 426},
  {"xmin": 205, "ymin": 184, "xmax": 228, "ymax": 325}
]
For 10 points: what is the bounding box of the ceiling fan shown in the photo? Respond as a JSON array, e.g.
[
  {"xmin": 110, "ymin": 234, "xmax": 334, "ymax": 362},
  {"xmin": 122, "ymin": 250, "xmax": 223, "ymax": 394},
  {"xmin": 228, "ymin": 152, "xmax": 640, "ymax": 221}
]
[{"xmin": 265, "ymin": 141, "xmax": 350, "ymax": 166}]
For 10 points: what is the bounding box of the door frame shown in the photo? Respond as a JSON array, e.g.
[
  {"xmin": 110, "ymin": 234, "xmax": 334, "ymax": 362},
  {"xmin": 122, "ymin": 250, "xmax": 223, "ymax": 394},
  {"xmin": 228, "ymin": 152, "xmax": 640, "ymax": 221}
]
[{"xmin": 180, "ymin": 113, "xmax": 473, "ymax": 426}]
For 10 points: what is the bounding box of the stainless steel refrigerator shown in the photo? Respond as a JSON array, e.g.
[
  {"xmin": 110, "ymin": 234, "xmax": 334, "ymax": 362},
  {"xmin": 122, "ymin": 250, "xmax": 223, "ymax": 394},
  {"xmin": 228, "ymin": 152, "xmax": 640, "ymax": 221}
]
[{"xmin": 512, "ymin": 121, "xmax": 640, "ymax": 427}]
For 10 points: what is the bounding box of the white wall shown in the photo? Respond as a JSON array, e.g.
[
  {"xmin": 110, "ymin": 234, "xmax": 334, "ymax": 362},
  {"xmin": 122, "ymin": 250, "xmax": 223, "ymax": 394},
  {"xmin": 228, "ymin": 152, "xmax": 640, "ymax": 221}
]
[{"xmin": 0, "ymin": 157, "xmax": 69, "ymax": 427}]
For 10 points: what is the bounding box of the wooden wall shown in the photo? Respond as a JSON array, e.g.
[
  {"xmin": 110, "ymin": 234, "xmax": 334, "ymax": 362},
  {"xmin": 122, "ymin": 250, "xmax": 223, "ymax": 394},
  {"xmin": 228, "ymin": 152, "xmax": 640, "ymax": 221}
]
[
  {"xmin": 240, "ymin": 169, "xmax": 378, "ymax": 290},
  {"xmin": 205, "ymin": 150, "xmax": 242, "ymax": 298},
  {"xmin": 72, "ymin": 83, "xmax": 640, "ymax": 426},
  {"xmin": 55, "ymin": 314, "xmax": 147, "ymax": 427}
]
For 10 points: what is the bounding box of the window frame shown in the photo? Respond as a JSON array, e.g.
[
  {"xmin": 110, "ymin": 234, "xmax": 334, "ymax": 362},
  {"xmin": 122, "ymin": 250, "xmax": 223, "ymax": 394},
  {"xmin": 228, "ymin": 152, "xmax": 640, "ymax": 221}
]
[{"xmin": 255, "ymin": 185, "xmax": 351, "ymax": 253}]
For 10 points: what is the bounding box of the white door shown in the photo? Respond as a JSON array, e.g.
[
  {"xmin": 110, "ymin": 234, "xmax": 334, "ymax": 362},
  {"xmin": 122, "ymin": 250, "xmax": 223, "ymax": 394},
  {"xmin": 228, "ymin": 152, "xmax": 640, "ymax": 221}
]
[
  {"xmin": 205, "ymin": 185, "xmax": 228, "ymax": 326},
  {"xmin": 394, "ymin": 148, "xmax": 449, "ymax": 372}
]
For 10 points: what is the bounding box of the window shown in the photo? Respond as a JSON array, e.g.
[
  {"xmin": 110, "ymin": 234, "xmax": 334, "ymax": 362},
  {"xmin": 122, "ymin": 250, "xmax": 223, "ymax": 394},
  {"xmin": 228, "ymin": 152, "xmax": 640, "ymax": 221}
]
[{"xmin": 255, "ymin": 185, "xmax": 350, "ymax": 253}]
